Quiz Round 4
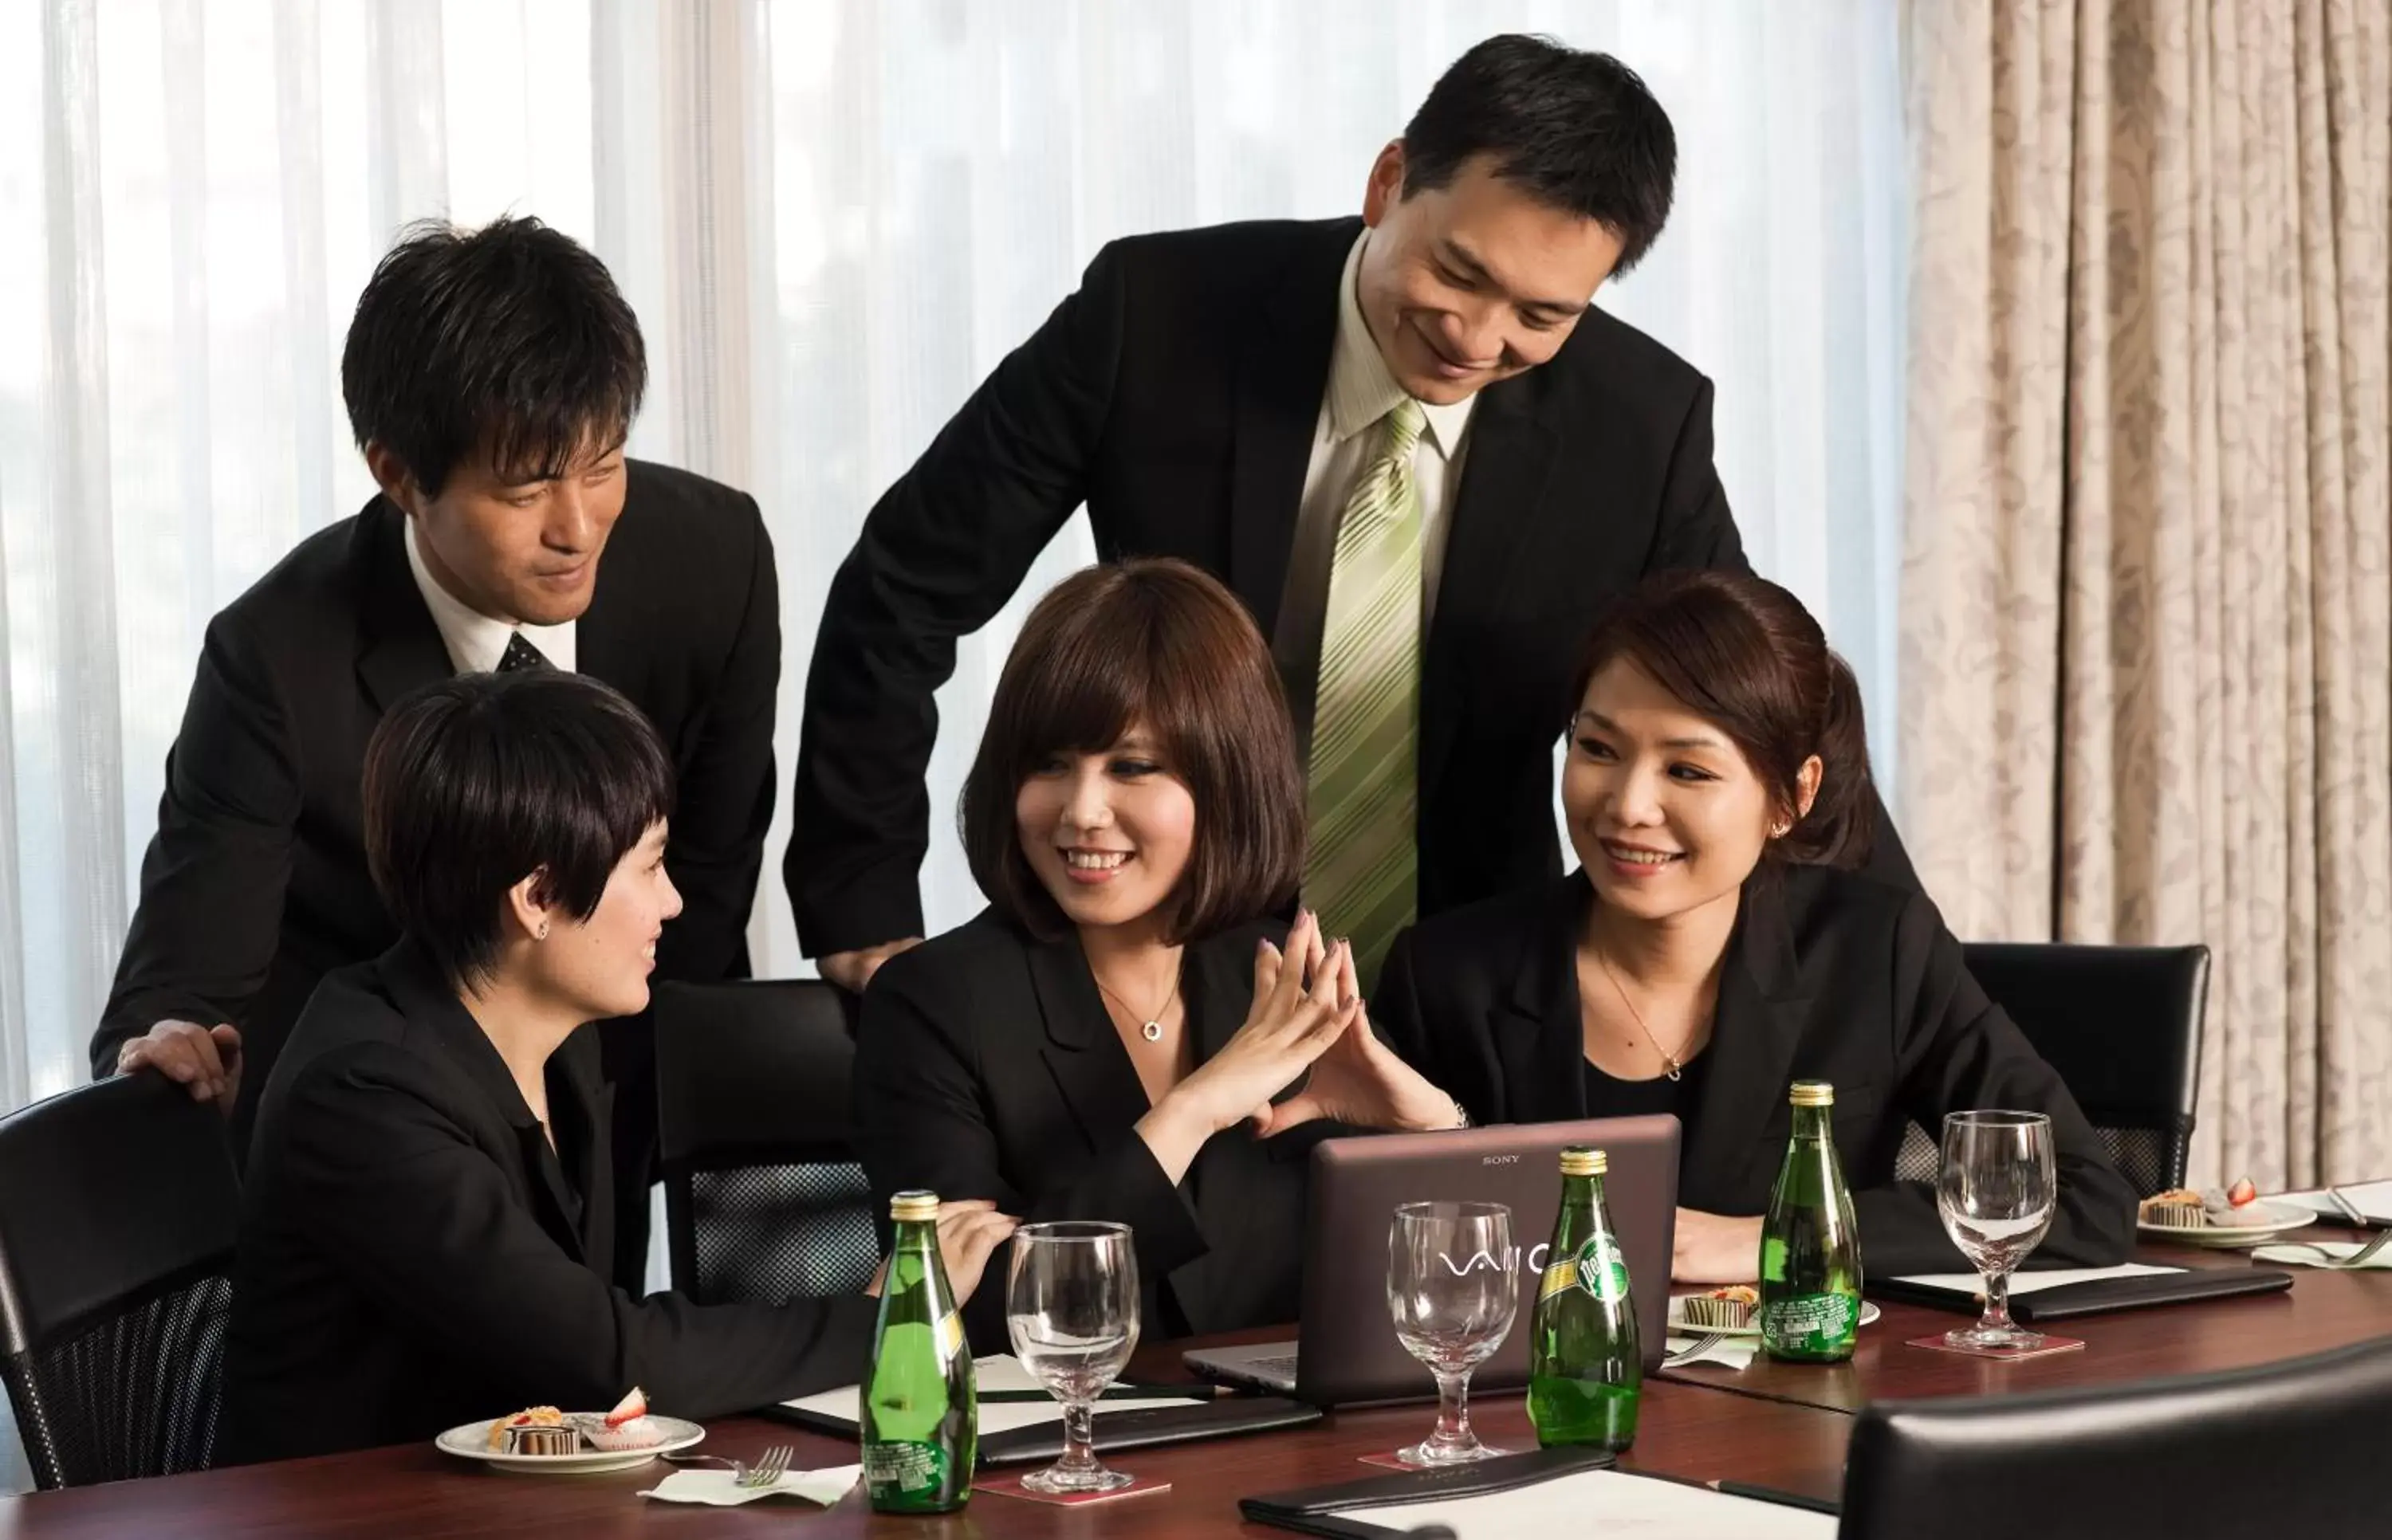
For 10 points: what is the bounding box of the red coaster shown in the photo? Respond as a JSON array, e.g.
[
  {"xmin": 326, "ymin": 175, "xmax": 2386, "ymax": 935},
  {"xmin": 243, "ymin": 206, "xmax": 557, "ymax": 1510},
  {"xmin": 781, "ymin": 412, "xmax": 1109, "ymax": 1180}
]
[
  {"xmin": 974, "ymin": 1471, "xmax": 1172, "ymax": 1507},
  {"xmin": 1905, "ymin": 1331, "xmax": 2086, "ymax": 1361},
  {"xmin": 1358, "ymin": 1448, "xmax": 1521, "ymax": 1471}
]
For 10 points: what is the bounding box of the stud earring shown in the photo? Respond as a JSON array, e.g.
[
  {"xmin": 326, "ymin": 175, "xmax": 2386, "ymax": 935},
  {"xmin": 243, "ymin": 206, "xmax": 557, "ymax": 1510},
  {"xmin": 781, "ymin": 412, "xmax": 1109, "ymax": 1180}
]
[{"xmin": 536, "ymin": 922, "xmax": 550, "ymax": 941}]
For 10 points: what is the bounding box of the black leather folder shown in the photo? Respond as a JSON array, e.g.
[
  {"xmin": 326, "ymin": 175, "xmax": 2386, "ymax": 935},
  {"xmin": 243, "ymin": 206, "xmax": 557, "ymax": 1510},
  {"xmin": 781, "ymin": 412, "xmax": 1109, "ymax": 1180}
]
[
  {"xmin": 1240, "ymin": 1447, "xmax": 1615, "ymax": 1538},
  {"xmin": 1871, "ymin": 1266, "xmax": 2294, "ymax": 1321},
  {"xmin": 765, "ymin": 1392, "xmax": 1322, "ymax": 1467}
]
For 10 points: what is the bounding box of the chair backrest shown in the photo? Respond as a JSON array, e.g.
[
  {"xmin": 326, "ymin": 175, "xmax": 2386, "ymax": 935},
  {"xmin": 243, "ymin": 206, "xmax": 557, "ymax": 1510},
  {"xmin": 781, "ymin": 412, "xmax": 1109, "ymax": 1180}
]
[
  {"xmin": 651, "ymin": 979, "xmax": 879, "ymax": 1304},
  {"xmin": 1839, "ymin": 1332, "xmax": 2392, "ymax": 1539},
  {"xmin": 1892, "ymin": 942, "xmax": 2209, "ymax": 1195},
  {"xmin": 0, "ymin": 1073, "xmax": 242, "ymax": 1489}
]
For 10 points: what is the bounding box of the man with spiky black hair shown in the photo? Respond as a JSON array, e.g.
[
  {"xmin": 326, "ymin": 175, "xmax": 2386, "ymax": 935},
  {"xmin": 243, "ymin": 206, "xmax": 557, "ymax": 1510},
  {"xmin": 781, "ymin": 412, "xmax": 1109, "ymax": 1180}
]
[{"xmin": 97, "ymin": 218, "xmax": 779, "ymax": 1283}]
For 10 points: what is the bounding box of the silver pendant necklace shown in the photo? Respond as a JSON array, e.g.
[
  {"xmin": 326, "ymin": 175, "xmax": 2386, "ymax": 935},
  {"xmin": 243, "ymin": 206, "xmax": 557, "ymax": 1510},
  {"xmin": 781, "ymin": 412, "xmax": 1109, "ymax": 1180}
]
[{"xmin": 1096, "ymin": 965, "xmax": 1182, "ymax": 1046}]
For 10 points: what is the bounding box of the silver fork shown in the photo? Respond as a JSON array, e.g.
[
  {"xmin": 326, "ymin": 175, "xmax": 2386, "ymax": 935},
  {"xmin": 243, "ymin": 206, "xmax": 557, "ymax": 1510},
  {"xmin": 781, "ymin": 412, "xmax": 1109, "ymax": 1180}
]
[
  {"xmin": 1663, "ymin": 1332, "xmax": 1729, "ymax": 1368},
  {"xmin": 735, "ymin": 1445, "xmax": 793, "ymax": 1489},
  {"xmin": 2264, "ymin": 1198, "xmax": 2392, "ymax": 1269}
]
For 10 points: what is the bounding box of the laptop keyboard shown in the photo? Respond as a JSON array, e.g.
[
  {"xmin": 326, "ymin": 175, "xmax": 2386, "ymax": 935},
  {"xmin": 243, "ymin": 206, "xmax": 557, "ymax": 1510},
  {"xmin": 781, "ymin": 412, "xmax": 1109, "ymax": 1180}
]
[{"xmin": 1247, "ymin": 1352, "xmax": 1300, "ymax": 1380}]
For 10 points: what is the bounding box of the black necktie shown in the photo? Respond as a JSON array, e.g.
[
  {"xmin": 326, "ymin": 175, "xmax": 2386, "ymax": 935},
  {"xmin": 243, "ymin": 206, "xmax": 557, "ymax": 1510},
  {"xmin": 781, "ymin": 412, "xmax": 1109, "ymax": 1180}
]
[{"xmin": 498, "ymin": 632, "xmax": 551, "ymax": 673}]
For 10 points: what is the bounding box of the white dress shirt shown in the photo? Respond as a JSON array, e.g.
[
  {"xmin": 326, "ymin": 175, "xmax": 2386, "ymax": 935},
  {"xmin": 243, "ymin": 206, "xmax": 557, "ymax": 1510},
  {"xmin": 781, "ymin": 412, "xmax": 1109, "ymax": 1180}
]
[{"xmin": 403, "ymin": 517, "xmax": 578, "ymax": 675}]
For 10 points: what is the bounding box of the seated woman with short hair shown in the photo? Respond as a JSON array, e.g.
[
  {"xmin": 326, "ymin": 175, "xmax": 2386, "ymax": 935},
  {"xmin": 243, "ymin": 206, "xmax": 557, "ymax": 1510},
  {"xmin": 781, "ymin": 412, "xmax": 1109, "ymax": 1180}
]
[
  {"xmin": 854, "ymin": 559, "xmax": 1464, "ymax": 1346},
  {"xmin": 1375, "ymin": 569, "xmax": 2136, "ymax": 1281},
  {"xmin": 218, "ymin": 670, "xmax": 1012, "ymax": 1463}
]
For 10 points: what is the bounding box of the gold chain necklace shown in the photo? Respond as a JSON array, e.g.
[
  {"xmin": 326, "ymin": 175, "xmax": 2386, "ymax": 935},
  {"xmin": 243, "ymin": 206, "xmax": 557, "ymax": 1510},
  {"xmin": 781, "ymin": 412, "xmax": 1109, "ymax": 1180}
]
[
  {"xmin": 1095, "ymin": 965, "xmax": 1183, "ymax": 1045},
  {"xmin": 1593, "ymin": 949, "xmax": 1698, "ymax": 1082}
]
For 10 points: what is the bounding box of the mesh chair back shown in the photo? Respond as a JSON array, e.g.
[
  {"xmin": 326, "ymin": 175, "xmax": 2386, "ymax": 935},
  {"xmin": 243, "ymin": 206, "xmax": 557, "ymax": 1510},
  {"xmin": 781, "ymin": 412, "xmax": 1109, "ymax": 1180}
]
[
  {"xmin": 1892, "ymin": 943, "xmax": 2209, "ymax": 1195},
  {"xmin": 653, "ymin": 980, "xmax": 879, "ymax": 1303},
  {"xmin": 0, "ymin": 1073, "xmax": 242, "ymax": 1488},
  {"xmin": 1840, "ymin": 1334, "xmax": 2392, "ymax": 1538}
]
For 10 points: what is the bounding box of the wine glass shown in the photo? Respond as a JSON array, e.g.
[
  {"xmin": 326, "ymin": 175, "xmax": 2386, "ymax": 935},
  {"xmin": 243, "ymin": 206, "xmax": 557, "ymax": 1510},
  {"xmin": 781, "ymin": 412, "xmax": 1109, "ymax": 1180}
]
[
  {"xmin": 1937, "ymin": 1110, "xmax": 2058, "ymax": 1350},
  {"xmin": 1005, "ymin": 1221, "xmax": 1142, "ymax": 1494},
  {"xmin": 1387, "ymin": 1200, "xmax": 1518, "ymax": 1466}
]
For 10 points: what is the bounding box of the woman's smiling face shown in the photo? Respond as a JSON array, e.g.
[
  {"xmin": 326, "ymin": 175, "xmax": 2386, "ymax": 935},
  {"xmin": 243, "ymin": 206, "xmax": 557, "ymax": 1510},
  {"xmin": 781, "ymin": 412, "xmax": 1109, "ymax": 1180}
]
[
  {"xmin": 1013, "ymin": 725, "xmax": 1199, "ymax": 937},
  {"xmin": 1562, "ymin": 658, "xmax": 1788, "ymax": 923}
]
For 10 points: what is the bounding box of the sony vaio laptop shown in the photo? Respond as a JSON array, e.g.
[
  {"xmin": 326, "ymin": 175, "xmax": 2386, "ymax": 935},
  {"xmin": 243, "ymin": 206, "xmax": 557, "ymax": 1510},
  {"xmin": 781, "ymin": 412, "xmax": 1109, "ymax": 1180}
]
[{"xmin": 1182, "ymin": 1116, "xmax": 1680, "ymax": 1407}]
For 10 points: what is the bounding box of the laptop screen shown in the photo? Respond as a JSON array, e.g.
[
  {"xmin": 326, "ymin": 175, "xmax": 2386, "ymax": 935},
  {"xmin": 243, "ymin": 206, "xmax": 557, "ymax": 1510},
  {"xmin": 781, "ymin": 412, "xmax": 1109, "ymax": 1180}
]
[{"xmin": 1292, "ymin": 1116, "xmax": 1681, "ymax": 1407}]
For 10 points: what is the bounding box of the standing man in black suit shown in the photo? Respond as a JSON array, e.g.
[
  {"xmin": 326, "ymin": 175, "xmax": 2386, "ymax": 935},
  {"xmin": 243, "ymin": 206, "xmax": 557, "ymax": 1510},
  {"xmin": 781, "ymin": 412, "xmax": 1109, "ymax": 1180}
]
[
  {"xmin": 93, "ymin": 218, "xmax": 780, "ymax": 1284},
  {"xmin": 791, "ymin": 36, "xmax": 1898, "ymax": 996}
]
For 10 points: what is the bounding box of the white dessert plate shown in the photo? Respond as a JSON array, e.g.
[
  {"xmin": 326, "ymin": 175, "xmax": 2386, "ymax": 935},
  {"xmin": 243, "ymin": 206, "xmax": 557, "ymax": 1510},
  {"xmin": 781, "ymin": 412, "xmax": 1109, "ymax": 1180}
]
[
  {"xmin": 435, "ymin": 1414, "xmax": 706, "ymax": 1474},
  {"xmin": 2137, "ymin": 1199, "xmax": 2315, "ymax": 1247}
]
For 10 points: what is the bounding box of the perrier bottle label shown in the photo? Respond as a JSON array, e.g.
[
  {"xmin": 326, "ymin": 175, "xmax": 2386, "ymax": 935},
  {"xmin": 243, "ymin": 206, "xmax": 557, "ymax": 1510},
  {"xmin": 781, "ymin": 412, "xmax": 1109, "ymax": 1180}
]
[
  {"xmin": 1527, "ymin": 1146, "xmax": 1641, "ymax": 1452},
  {"xmin": 863, "ymin": 1190, "xmax": 977, "ymax": 1512},
  {"xmin": 1759, "ymin": 1081, "xmax": 1864, "ymax": 1363}
]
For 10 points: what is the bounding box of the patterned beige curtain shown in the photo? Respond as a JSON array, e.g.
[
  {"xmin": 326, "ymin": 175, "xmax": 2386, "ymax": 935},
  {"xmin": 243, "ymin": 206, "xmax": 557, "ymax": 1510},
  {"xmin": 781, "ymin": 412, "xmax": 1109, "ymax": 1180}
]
[{"xmin": 1901, "ymin": 0, "xmax": 2391, "ymax": 1189}]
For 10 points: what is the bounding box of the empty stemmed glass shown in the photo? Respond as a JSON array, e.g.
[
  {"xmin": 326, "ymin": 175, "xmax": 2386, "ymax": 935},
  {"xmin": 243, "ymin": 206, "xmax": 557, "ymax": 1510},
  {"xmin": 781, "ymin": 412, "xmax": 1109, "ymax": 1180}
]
[
  {"xmin": 1387, "ymin": 1200, "xmax": 1518, "ymax": 1466},
  {"xmin": 1936, "ymin": 1110, "xmax": 2058, "ymax": 1350},
  {"xmin": 1005, "ymin": 1220, "xmax": 1142, "ymax": 1494}
]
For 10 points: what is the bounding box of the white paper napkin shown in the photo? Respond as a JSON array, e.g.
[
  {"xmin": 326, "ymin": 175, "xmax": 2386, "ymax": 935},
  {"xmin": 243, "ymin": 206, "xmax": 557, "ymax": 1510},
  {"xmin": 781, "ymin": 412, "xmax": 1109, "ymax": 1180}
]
[
  {"xmin": 639, "ymin": 1463, "xmax": 861, "ymax": 1507},
  {"xmin": 2252, "ymin": 1239, "xmax": 2392, "ymax": 1271},
  {"xmin": 1663, "ymin": 1334, "xmax": 1760, "ymax": 1370}
]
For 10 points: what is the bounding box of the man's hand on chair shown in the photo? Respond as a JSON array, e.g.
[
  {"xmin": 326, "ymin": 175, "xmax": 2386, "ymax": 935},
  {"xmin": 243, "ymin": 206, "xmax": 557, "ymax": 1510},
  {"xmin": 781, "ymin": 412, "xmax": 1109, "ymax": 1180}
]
[
  {"xmin": 118, "ymin": 1019, "xmax": 242, "ymax": 1113},
  {"xmin": 820, "ymin": 937, "xmax": 924, "ymax": 995}
]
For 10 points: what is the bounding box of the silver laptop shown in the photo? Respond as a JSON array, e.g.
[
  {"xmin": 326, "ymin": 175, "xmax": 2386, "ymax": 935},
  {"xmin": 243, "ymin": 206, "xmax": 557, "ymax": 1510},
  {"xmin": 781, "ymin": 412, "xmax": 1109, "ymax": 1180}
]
[{"xmin": 1183, "ymin": 1116, "xmax": 1680, "ymax": 1407}]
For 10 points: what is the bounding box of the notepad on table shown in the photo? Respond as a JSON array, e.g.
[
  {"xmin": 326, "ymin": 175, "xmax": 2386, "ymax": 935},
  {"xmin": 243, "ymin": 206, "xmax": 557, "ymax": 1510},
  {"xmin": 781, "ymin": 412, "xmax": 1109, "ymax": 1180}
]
[
  {"xmin": 777, "ymin": 1354, "xmax": 1218, "ymax": 1436},
  {"xmin": 1321, "ymin": 1469, "xmax": 1835, "ymax": 1539},
  {"xmin": 1889, "ymin": 1262, "xmax": 2183, "ymax": 1296},
  {"xmin": 2273, "ymin": 1180, "xmax": 2392, "ymax": 1226}
]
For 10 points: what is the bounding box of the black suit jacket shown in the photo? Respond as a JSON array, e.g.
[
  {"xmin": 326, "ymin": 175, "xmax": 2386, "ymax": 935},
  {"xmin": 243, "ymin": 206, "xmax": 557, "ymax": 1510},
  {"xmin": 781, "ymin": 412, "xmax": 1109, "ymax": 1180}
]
[
  {"xmin": 94, "ymin": 460, "xmax": 779, "ymax": 1130},
  {"xmin": 216, "ymin": 940, "xmax": 878, "ymax": 1465},
  {"xmin": 792, "ymin": 216, "xmax": 1770, "ymax": 955},
  {"xmin": 1375, "ymin": 868, "xmax": 2136, "ymax": 1278},
  {"xmin": 852, "ymin": 913, "xmax": 1326, "ymax": 1349}
]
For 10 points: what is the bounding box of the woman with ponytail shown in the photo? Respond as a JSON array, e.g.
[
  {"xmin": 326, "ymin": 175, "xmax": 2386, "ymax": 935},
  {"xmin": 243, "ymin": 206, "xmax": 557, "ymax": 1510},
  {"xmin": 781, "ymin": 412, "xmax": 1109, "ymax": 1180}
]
[{"xmin": 1375, "ymin": 570, "xmax": 2133, "ymax": 1280}]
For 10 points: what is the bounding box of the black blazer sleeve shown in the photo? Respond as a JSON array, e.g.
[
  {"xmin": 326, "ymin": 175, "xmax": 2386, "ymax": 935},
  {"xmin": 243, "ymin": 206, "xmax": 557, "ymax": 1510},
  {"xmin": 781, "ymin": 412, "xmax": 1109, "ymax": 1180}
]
[
  {"xmin": 852, "ymin": 950, "xmax": 1210, "ymax": 1343},
  {"xmin": 655, "ymin": 500, "xmax": 780, "ymax": 984},
  {"xmin": 281, "ymin": 1043, "xmax": 877, "ymax": 1419},
  {"xmin": 1861, "ymin": 894, "xmax": 2138, "ymax": 1275},
  {"xmin": 787, "ymin": 245, "xmax": 1130, "ymax": 957},
  {"xmin": 92, "ymin": 608, "xmax": 299, "ymax": 1075},
  {"xmin": 1646, "ymin": 375, "xmax": 1745, "ymax": 575}
]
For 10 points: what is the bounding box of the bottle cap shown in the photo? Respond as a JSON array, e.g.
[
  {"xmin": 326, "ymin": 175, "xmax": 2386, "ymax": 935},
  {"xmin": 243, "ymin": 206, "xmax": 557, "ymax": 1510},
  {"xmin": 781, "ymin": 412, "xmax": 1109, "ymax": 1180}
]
[
  {"xmin": 1559, "ymin": 1146, "xmax": 1606, "ymax": 1177},
  {"xmin": 1788, "ymin": 1080, "xmax": 1835, "ymax": 1107},
  {"xmin": 889, "ymin": 1189, "xmax": 941, "ymax": 1223}
]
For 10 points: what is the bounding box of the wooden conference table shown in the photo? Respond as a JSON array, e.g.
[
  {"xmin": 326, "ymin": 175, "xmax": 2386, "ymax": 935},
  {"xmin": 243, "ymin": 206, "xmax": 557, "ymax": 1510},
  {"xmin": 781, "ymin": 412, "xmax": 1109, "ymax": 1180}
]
[{"xmin": 5, "ymin": 1238, "xmax": 2385, "ymax": 1538}]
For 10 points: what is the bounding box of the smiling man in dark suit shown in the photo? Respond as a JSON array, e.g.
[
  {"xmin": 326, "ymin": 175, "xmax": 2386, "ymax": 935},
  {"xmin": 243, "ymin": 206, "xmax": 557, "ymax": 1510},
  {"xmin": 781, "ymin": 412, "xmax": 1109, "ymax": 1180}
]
[
  {"xmin": 94, "ymin": 218, "xmax": 779, "ymax": 1282},
  {"xmin": 792, "ymin": 35, "xmax": 1906, "ymax": 996}
]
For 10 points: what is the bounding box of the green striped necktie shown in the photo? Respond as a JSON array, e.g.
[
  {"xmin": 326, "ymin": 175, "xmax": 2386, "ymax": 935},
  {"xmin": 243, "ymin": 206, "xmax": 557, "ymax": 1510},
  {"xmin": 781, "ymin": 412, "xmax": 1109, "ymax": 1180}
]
[{"xmin": 1304, "ymin": 398, "xmax": 1425, "ymax": 991}]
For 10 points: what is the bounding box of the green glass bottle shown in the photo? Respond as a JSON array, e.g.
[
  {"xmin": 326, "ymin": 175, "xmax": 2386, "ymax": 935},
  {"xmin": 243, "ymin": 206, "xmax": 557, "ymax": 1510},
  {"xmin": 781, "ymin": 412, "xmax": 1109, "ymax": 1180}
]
[
  {"xmin": 1759, "ymin": 1080, "xmax": 1864, "ymax": 1363},
  {"xmin": 1526, "ymin": 1145, "xmax": 1641, "ymax": 1451},
  {"xmin": 862, "ymin": 1189, "xmax": 976, "ymax": 1513}
]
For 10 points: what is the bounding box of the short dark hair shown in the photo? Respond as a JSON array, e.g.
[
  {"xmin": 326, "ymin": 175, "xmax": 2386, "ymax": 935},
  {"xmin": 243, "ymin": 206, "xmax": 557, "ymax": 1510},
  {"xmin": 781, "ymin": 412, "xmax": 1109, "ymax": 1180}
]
[
  {"xmin": 1568, "ymin": 569, "xmax": 1876, "ymax": 869},
  {"xmin": 1402, "ymin": 34, "xmax": 1678, "ymax": 274},
  {"xmin": 364, "ymin": 670, "xmax": 675, "ymax": 988},
  {"xmin": 340, "ymin": 216, "xmax": 646, "ymax": 498},
  {"xmin": 961, "ymin": 560, "xmax": 1306, "ymax": 945}
]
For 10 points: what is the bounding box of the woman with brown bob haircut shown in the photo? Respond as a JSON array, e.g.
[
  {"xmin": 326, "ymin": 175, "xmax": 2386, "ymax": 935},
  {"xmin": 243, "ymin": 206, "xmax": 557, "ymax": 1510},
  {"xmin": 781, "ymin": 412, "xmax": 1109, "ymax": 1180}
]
[
  {"xmin": 1375, "ymin": 568, "xmax": 2134, "ymax": 1283},
  {"xmin": 855, "ymin": 559, "xmax": 1465, "ymax": 1346}
]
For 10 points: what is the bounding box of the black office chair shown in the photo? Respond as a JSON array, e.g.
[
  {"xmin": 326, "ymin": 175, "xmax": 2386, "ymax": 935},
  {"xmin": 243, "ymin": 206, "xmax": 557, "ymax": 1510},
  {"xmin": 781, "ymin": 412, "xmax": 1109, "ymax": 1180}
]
[
  {"xmin": 1839, "ymin": 1332, "xmax": 2392, "ymax": 1538},
  {"xmin": 652, "ymin": 979, "xmax": 880, "ymax": 1304},
  {"xmin": 1893, "ymin": 942, "xmax": 2209, "ymax": 1195},
  {"xmin": 0, "ymin": 1072, "xmax": 242, "ymax": 1488}
]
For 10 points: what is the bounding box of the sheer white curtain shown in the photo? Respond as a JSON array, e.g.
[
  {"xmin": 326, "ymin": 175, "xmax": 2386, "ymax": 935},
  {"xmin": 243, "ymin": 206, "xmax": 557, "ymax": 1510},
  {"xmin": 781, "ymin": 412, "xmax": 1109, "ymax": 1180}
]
[{"xmin": 0, "ymin": 0, "xmax": 1907, "ymax": 1112}]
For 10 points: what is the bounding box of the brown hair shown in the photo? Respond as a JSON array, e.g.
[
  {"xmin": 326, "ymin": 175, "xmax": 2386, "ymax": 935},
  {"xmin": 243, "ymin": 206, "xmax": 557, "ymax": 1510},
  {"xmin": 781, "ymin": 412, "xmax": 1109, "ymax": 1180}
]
[
  {"xmin": 1567, "ymin": 569, "xmax": 1875, "ymax": 869},
  {"xmin": 962, "ymin": 560, "xmax": 1306, "ymax": 942}
]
